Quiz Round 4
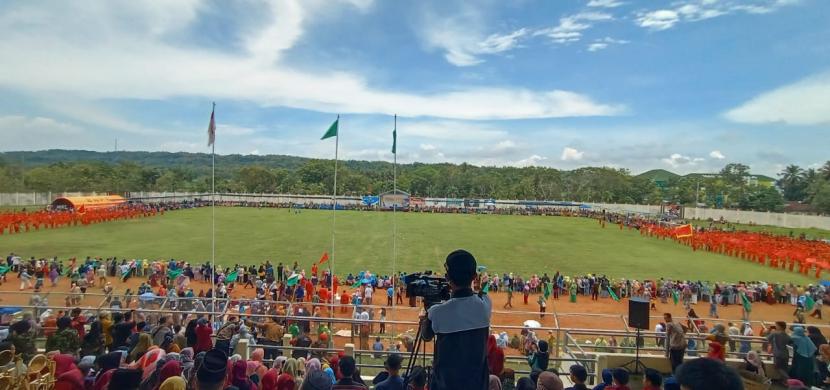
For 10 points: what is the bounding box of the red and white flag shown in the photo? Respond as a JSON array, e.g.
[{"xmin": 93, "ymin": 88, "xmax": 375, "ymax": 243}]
[{"xmin": 207, "ymin": 105, "xmax": 216, "ymax": 147}]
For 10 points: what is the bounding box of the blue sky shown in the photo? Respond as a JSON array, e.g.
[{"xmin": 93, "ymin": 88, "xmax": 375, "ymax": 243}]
[{"xmin": 0, "ymin": 0, "xmax": 828, "ymax": 176}]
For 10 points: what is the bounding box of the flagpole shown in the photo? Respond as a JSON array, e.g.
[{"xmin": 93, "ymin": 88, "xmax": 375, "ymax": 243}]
[
  {"xmin": 330, "ymin": 115, "xmax": 339, "ymax": 321},
  {"xmin": 392, "ymin": 114, "xmax": 398, "ymax": 340},
  {"xmin": 211, "ymin": 102, "xmax": 216, "ymax": 322}
]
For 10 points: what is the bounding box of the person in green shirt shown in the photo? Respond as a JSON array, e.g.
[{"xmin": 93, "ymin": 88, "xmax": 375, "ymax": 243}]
[
  {"xmin": 569, "ymin": 282, "xmax": 578, "ymax": 303},
  {"xmin": 45, "ymin": 317, "xmax": 80, "ymax": 356}
]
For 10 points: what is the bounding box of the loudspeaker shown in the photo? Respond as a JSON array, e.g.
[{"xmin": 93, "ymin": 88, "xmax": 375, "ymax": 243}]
[{"xmin": 628, "ymin": 298, "xmax": 650, "ymax": 330}]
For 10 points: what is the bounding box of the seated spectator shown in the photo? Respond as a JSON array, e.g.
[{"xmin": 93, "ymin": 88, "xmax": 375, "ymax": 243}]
[
  {"xmin": 333, "ymin": 356, "xmax": 366, "ymax": 389},
  {"xmin": 537, "ymin": 371, "xmax": 563, "ymax": 390},
  {"xmin": 302, "ymin": 370, "xmax": 333, "ymax": 390},
  {"xmin": 566, "ymin": 365, "xmax": 588, "ymax": 390},
  {"xmin": 375, "ymin": 354, "xmax": 404, "ymax": 390},
  {"xmin": 707, "ymin": 342, "xmax": 725, "ymax": 361},
  {"xmin": 642, "ymin": 368, "xmax": 662, "ymax": 390},
  {"xmin": 675, "ymin": 358, "xmax": 743, "ymax": 390},
  {"xmin": 609, "ymin": 368, "xmax": 630, "ymax": 390},
  {"xmin": 45, "ymin": 316, "xmax": 80, "ymax": 356},
  {"xmin": 196, "ymin": 349, "xmax": 228, "ymax": 390},
  {"xmin": 592, "ymin": 369, "xmax": 612, "ymax": 390}
]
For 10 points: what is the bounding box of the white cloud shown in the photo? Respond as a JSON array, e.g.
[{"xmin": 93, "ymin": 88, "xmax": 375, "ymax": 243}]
[
  {"xmin": 724, "ymin": 70, "xmax": 830, "ymax": 125},
  {"xmin": 709, "ymin": 150, "xmax": 726, "ymax": 159},
  {"xmin": 662, "ymin": 153, "xmax": 705, "ymax": 167},
  {"xmin": 250, "ymin": 149, "xmax": 260, "ymax": 155},
  {"xmin": 432, "ymin": 27, "xmax": 528, "ymax": 66},
  {"xmin": 636, "ymin": 10, "xmax": 680, "ymax": 30},
  {"xmin": 535, "ymin": 12, "xmax": 614, "ymax": 44},
  {"xmin": 587, "ymin": 0, "xmax": 625, "ymax": 8},
  {"xmin": 217, "ymin": 124, "xmax": 256, "ymax": 136},
  {"xmin": 419, "ymin": 144, "xmax": 437, "ymax": 151},
  {"xmin": 636, "ymin": 0, "xmax": 799, "ymax": 31},
  {"xmin": 405, "ymin": 120, "xmax": 508, "ymax": 140},
  {"xmin": 513, "ymin": 154, "xmax": 548, "ymax": 167},
  {"xmin": 0, "ymin": 115, "xmax": 81, "ymax": 135},
  {"xmin": 561, "ymin": 147, "xmax": 585, "ymax": 161},
  {"xmin": 0, "ymin": 2, "xmax": 621, "ymax": 121},
  {"xmin": 587, "ymin": 37, "xmax": 629, "ymax": 52}
]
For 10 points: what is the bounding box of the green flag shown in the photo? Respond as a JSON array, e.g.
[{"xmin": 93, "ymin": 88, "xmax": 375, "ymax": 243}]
[
  {"xmin": 351, "ymin": 280, "xmax": 362, "ymax": 289},
  {"xmin": 0, "ymin": 265, "xmax": 9, "ymax": 274},
  {"xmin": 741, "ymin": 292, "xmax": 753, "ymax": 313},
  {"xmin": 225, "ymin": 270, "xmax": 238, "ymax": 283},
  {"xmin": 608, "ymin": 286, "xmax": 620, "ymax": 302},
  {"xmin": 806, "ymin": 295, "xmax": 816, "ymax": 311},
  {"xmin": 286, "ymin": 274, "xmax": 300, "ymax": 287},
  {"xmin": 543, "ymin": 282, "xmax": 552, "ymax": 300},
  {"xmin": 672, "ymin": 290, "xmax": 679, "ymax": 305},
  {"xmin": 167, "ymin": 268, "xmax": 183, "ymax": 279},
  {"xmin": 321, "ymin": 118, "xmax": 338, "ymax": 140},
  {"xmin": 392, "ymin": 128, "xmax": 397, "ymax": 154},
  {"xmin": 482, "ymin": 281, "xmax": 490, "ymax": 293}
]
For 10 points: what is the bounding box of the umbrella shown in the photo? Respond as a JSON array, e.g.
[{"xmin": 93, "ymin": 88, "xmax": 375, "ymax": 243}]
[
  {"xmin": 139, "ymin": 293, "xmax": 157, "ymax": 301},
  {"xmin": 523, "ymin": 320, "xmax": 541, "ymax": 329}
]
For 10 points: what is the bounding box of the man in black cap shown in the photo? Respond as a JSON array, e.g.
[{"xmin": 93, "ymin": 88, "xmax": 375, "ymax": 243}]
[
  {"xmin": 420, "ymin": 249, "xmax": 491, "ymax": 390},
  {"xmin": 196, "ymin": 349, "xmax": 228, "ymax": 390},
  {"xmin": 375, "ymin": 353, "xmax": 404, "ymax": 390}
]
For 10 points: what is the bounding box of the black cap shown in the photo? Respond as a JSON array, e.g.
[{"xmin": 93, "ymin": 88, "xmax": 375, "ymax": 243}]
[{"xmin": 197, "ymin": 348, "xmax": 228, "ymax": 384}]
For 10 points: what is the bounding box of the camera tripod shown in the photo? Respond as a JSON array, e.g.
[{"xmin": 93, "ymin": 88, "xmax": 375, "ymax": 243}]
[{"xmin": 403, "ymin": 311, "xmax": 433, "ymax": 386}]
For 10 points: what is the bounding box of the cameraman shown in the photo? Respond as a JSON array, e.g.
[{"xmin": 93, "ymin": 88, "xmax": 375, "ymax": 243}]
[{"xmin": 420, "ymin": 249, "xmax": 491, "ymax": 390}]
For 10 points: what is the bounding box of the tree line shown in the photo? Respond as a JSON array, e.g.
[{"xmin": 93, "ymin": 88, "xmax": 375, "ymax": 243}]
[{"xmin": 0, "ymin": 150, "xmax": 828, "ymax": 213}]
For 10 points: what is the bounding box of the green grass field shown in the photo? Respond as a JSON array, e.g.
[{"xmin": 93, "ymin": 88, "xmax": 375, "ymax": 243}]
[{"xmin": 0, "ymin": 207, "xmax": 818, "ymax": 283}]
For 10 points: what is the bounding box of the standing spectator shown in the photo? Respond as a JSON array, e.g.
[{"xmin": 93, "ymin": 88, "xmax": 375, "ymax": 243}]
[
  {"xmin": 537, "ymin": 295, "xmax": 546, "ymax": 319},
  {"xmin": 766, "ymin": 321, "xmax": 792, "ymax": 382},
  {"xmin": 527, "ymin": 340, "xmax": 549, "ymax": 371},
  {"xmin": 333, "ymin": 356, "xmax": 366, "ymax": 389},
  {"xmin": 664, "ymin": 313, "xmax": 686, "ymax": 373},
  {"xmin": 565, "ymin": 364, "xmax": 588, "ymax": 390},
  {"xmin": 194, "ymin": 318, "xmax": 213, "ymax": 354},
  {"xmin": 790, "ymin": 326, "xmax": 817, "ymax": 387}
]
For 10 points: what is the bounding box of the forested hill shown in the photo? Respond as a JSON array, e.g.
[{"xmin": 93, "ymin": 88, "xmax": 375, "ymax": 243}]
[{"xmin": 1, "ymin": 149, "xmax": 828, "ymax": 213}]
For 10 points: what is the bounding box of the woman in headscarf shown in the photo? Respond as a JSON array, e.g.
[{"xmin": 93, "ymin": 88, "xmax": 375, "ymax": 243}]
[
  {"xmin": 488, "ymin": 374, "xmax": 503, "ymax": 390},
  {"xmin": 790, "ymin": 326, "xmax": 817, "ymax": 386},
  {"xmin": 260, "ymin": 367, "xmax": 279, "ymax": 390},
  {"xmin": 186, "ymin": 352, "xmax": 206, "ymax": 390},
  {"xmin": 743, "ymin": 350, "xmax": 766, "ymax": 379},
  {"xmin": 128, "ymin": 333, "xmax": 154, "ymax": 363},
  {"xmin": 179, "ymin": 348, "xmax": 195, "ymax": 380},
  {"xmin": 305, "ymin": 358, "xmax": 322, "ymax": 374},
  {"xmin": 159, "ymin": 377, "xmax": 185, "ymax": 390},
  {"xmin": 818, "ymin": 344, "xmax": 830, "ymax": 386},
  {"xmin": 807, "ymin": 326, "xmax": 827, "ymax": 353},
  {"xmin": 707, "ymin": 341, "xmax": 725, "ymax": 361},
  {"xmin": 280, "ymin": 358, "xmax": 302, "ymax": 390},
  {"xmin": 487, "ymin": 334, "xmax": 505, "ymax": 376},
  {"xmin": 231, "ymin": 360, "xmax": 255, "ymax": 390},
  {"xmin": 536, "ymin": 371, "xmax": 563, "ymax": 390},
  {"xmin": 194, "ymin": 318, "xmax": 213, "ymax": 354},
  {"xmin": 323, "ymin": 367, "xmax": 336, "ymax": 385},
  {"xmin": 81, "ymin": 320, "xmax": 106, "ymax": 356},
  {"xmin": 528, "ymin": 340, "xmax": 549, "ymax": 371},
  {"xmin": 53, "ymin": 354, "xmax": 85, "ymax": 390},
  {"xmin": 275, "ymin": 374, "xmax": 295, "ymax": 390}
]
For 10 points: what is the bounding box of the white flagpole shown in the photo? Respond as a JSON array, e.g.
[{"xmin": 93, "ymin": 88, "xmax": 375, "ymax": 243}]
[
  {"xmin": 210, "ymin": 102, "xmax": 216, "ymax": 321},
  {"xmin": 392, "ymin": 114, "xmax": 398, "ymax": 339},
  {"xmin": 331, "ymin": 115, "xmax": 339, "ymax": 320}
]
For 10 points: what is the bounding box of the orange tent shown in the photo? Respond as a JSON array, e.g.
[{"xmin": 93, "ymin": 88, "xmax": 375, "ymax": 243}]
[{"xmin": 51, "ymin": 195, "xmax": 127, "ymax": 211}]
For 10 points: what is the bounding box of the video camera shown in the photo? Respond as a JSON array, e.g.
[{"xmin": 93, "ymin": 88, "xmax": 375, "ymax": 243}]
[{"xmin": 404, "ymin": 271, "xmax": 451, "ymax": 308}]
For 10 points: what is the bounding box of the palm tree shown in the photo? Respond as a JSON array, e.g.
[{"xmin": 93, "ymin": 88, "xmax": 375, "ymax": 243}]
[
  {"xmin": 821, "ymin": 161, "xmax": 830, "ymax": 180},
  {"xmin": 777, "ymin": 164, "xmax": 805, "ymax": 201}
]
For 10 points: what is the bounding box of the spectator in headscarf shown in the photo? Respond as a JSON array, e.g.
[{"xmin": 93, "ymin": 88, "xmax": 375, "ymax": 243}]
[
  {"xmin": 128, "ymin": 333, "xmax": 153, "ymax": 363},
  {"xmin": 159, "ymin": 377, "xmax": 185, "ymax": 390},
  {"xmin": 707, "ymin": 342, "xmax": 725, "ymax": 361},
  {"xmin": 53, "ymin": 354, "xmax": 85, "ymax": 390},
  {"xmin": 488, "ymin": 335, "xmax": 505, "ymax": 376},
  {"xmin": 231, "ymin": 360, "xmax": 255, "ymax": 390},
  {"xmin": 790, "ymin": 326, "xmax": 817, "ymax": 387},
  {"xmin": 488, "ymin": 375, "xmax": 502, "ymax": 390},
  {"xmin": 807, "ymin": 326, "xmax": 827, "ymax": 353}
]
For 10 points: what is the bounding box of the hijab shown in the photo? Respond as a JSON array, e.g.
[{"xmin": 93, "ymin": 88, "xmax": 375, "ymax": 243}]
[
  {"xmin": 324, "ymin": 367, "xmax": 336, "ymax": 384},
  {"xmin": 489, "ymin": 374, "xmax": 503, "ymax": 390},
  {"xmin": 487, "ymin": 334, "xmax": 505, "ymax": 376},
  {"xmin": 98, "ymin": 351, "xmax": 124, "ymax": 376},
  {"xmin": 130, "ymin": 333, "xmax": 154, "ymax": 363},
  {"xmin": 232, "ymin": 360, "xmax": 254, "ymax": 390},
  {"xmin": 159, "ymin": 377, "xmax": 186, "ymax": 390},
  {"xmin": 54, "ymin": 354, "xmax": 85, "ymax": 390},
  {"xmin": 158, "ymin": 360, "xmax": 183, "ymax": 388},
  {"xmin": 707, "ymin": 342, "xmax": 725, "ymax": 361},
  {"xmin": 275, "ymin": 374, "xmax": 295, "ymax": 390},
  {"xmin": 283, "ymin": 358, "xmax": 301, "ymax": 378},
  {"xmin": 792, "ymin": 326, "xmax": 818, "ymax": 358},
  {"xmin": 273, "ymin": 356, "xmax": 287, "ymax": 373},
  {"xmin": 260, "ymin": 368, "xmax": 278, "ymax": 390},
  {"xmin": 251, "ymin": 348, "xmax": 265, "ymax": 362},
  {"xmin": 746, "ymin": 351, "xmax": 765, "ymax": 378},
  {"xmin": 807, "ymin": 326, "xmax": 827, "ymax": 349},
  {"xmin": 305, "ymin": 358, "xmax": 322, "ymax": 374},
  {"xmin": 536, "ymin": 371, "xmax": 563, "ymax": 390}
]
